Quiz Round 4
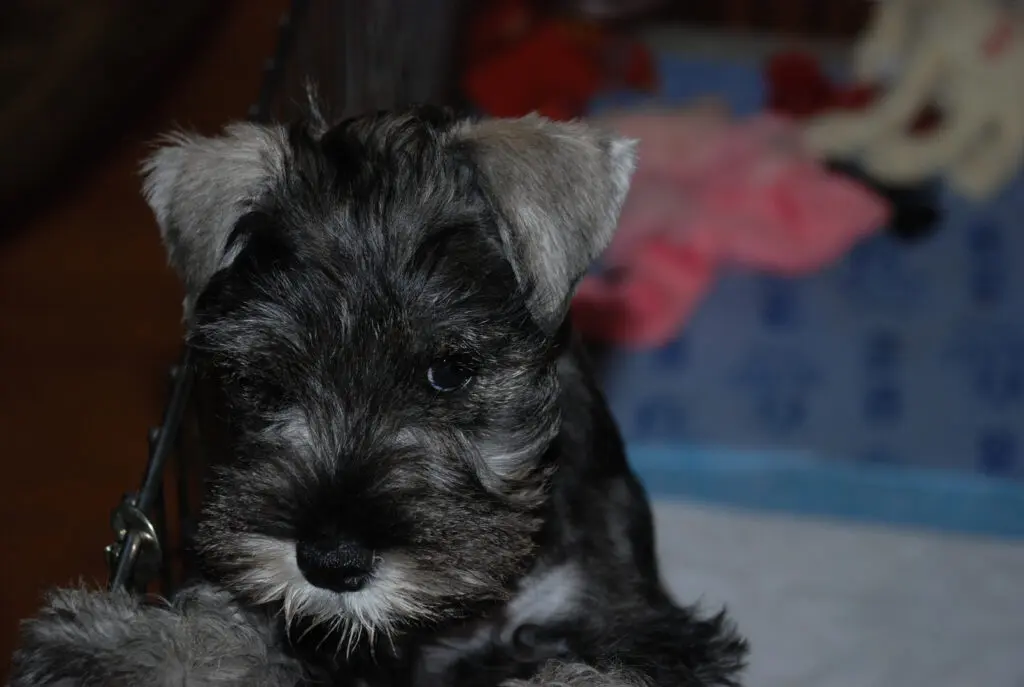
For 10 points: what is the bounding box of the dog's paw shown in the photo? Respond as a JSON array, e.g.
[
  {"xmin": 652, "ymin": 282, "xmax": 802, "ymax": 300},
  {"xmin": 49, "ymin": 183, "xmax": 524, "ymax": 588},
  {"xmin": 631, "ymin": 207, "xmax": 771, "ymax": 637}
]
[
  {"xmin": 8, "ymin": 584, "xmax": 304, "ymax": 686},
  {"xmin": 501, "ymin": 661, "xmax": 650, "ymax": 687},
  {"xmin": 9, "ymin": 586, "xmax": 146, "ymax": 686}
]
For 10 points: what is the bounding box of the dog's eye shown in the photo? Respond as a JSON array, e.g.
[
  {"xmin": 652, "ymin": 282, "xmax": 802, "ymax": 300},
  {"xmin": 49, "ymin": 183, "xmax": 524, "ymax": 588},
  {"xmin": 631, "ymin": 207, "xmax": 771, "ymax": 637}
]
[{"xmin": 427, "ymin": 358, "xmax": 473, "ymax": 392}]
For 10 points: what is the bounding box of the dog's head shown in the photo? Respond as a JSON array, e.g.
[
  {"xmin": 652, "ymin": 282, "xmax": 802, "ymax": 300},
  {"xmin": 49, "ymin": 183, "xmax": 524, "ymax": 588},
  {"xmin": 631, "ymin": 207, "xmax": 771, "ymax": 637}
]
[{"xmin": 142, "ymin": 107, "xmax": 635, "ymax": 651}]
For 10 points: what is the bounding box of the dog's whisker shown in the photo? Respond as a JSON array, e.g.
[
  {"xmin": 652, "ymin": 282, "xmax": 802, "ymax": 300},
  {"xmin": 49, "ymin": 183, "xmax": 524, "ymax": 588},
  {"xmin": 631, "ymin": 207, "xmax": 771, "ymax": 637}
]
[{"xmin": 318, "ymin": 614, "xmax": 345, "ymax": 654}]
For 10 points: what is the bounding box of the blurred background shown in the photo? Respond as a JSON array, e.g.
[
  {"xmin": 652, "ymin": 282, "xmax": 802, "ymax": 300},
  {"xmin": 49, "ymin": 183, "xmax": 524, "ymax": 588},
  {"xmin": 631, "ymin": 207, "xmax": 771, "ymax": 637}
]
[{"xmin": 1, "ymin": 1, "xmax": 1023, "ymax": 685}]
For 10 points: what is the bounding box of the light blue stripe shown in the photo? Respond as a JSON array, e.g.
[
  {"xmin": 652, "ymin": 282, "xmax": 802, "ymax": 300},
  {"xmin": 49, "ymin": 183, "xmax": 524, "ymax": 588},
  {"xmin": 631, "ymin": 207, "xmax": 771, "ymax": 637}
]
[{"xmin": 627, "ymin": 444, "xmax": 1024, "ymax": 539}]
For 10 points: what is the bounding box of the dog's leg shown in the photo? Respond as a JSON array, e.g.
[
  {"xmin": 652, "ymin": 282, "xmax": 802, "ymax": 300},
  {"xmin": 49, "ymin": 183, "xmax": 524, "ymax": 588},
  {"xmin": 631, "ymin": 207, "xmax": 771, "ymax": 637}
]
[
  {"xmin": 9, "ymin": 582, "xmax": 308, "ymax": 687},
  {"xmin": 497, "ymin": 604, "xmax": 745, "ymax": 687}
]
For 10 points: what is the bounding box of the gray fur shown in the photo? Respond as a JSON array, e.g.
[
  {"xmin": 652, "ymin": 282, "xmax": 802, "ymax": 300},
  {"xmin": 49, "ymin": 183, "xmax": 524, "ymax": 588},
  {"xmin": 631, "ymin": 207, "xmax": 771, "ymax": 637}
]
[
  {"xmin": 458, "ymin": 115, "xmax": 637, "ymax": 330},
  {"xmin": 141, "ymin": 123, "xmax": 296, "ymax": 317},
  {"xmin": 9, "ymin": 107, "xmax": 746, "ymax": 687},
  {"xmin": 10, "ymin": 584, "xmax": 306, "ymax": 686},
  {"xmin": 502, "ymin": 661, "xmax": 652, "ymax": 687}
]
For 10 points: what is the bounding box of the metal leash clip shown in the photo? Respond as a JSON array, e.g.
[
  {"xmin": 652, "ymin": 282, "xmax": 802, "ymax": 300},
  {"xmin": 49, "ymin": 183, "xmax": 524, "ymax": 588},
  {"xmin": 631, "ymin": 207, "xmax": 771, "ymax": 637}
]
[
  {"xmin": 105, "ymin": 495, "xmax": 163, "ymax": 591},
  {"xmin": 104, "ymin": 358, "xmax": 193, "ymax": 594}
]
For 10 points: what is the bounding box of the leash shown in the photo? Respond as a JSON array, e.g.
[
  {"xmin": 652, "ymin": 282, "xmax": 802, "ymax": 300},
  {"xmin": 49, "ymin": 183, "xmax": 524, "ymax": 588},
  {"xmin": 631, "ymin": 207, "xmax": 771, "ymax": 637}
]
[{"xmin": 103, "ymin": 0, "xmax": 310, "ymax": 595}]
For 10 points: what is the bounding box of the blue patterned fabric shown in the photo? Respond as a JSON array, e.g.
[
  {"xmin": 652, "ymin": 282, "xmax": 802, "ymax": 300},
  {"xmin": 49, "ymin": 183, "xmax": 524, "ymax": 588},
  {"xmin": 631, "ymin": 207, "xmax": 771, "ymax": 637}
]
[{"xmin": 588, "ymin": 54, "xmax": 1024, "ymax": 538}]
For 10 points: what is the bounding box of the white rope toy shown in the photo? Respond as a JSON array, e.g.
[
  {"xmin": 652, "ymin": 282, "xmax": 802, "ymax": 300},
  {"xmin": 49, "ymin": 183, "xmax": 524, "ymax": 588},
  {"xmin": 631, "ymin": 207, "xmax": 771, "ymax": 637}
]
[{"xmin": 803, "ymin": 0, "xmax": 1024, "ymax": 201}]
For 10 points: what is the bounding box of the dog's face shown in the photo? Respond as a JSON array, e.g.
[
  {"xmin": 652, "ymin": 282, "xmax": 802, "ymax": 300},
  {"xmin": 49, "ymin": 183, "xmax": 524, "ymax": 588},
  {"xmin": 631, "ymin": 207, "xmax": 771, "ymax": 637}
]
[{"xmin": 142, "ymin": 107, "xmax": 635, "ymax": 652}]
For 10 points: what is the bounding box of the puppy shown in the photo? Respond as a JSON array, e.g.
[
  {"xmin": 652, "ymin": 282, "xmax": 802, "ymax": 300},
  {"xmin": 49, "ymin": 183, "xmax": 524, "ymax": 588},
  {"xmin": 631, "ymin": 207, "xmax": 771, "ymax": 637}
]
[{"xmin": 9, "ymin": 106, "xmax": 747, "ymax": 686}]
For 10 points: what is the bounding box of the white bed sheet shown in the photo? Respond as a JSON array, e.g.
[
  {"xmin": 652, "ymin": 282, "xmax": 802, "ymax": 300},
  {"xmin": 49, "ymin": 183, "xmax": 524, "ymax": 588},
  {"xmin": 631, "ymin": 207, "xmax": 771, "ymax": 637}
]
[{"xmin": 653, "ymin": 500, "xmax": 1024, "ymax": 687}]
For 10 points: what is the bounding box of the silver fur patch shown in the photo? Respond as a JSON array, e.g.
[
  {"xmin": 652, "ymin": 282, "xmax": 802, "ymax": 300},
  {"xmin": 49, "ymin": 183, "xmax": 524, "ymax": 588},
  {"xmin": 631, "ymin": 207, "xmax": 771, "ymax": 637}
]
[
  {"xmin": 501, "ymin": 563, "xmax": 585, "ymax": 642},
  {"xmin": 141, "ymin": 122, "xmax": 292, "ymax": 317},
  {"xmin": 416, "ymin": 562, "xmax": 586, "ymax": 680}
]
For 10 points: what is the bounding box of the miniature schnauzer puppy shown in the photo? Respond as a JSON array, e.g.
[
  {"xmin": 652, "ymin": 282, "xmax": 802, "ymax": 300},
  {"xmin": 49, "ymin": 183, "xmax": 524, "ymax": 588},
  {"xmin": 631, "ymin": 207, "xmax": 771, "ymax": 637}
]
[{"xmin": 9, "ymin": 105, "xmax": 747, "ymax": 686}]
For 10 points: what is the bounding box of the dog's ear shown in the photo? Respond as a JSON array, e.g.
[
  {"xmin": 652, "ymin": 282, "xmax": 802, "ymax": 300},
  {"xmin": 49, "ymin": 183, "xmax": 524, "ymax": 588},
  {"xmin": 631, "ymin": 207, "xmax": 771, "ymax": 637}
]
[
  {"xmin": 141, "ymin": 122, "xmax": 292, "ymax": 315},
  {"xmin": 457, "ymin": 114, "xmax": 637, "ymax": 332}
]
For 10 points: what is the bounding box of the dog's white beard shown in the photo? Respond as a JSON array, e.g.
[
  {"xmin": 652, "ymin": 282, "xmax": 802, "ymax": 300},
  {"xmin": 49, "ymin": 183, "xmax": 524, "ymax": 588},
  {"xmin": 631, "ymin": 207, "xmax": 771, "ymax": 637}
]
[{"xmin": 229, "ymin": 535, "xmax": 436, "ymax": 656}]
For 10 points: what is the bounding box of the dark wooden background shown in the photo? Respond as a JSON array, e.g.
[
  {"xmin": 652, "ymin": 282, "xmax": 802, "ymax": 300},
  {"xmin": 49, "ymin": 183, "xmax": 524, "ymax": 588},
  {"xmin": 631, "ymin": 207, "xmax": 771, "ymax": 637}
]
[
  {"xmin": 0, "ymin": 3, "xmax": 291, "ymax": 674},
  {"xmin": 0, "ymin": 1, "xmax": 870, "ymax": 676}
]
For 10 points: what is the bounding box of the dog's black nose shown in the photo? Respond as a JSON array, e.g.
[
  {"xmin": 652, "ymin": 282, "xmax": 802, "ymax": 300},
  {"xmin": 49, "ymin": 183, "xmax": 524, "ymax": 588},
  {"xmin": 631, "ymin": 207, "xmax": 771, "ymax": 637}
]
[{"xmin": 296, "ymin": 537, "xmax": 375, "ymax": 593}]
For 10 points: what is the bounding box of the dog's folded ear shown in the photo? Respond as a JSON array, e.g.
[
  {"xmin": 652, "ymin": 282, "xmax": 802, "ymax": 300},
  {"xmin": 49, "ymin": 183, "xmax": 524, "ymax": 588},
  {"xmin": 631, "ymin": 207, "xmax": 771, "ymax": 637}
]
[
  {"xmin": 457, "ymin": 114, "xmax": 638, "ymax": 332},
  {"xmin": 141, "ymin": 122, "xmax": 291, "ymax": 316}
]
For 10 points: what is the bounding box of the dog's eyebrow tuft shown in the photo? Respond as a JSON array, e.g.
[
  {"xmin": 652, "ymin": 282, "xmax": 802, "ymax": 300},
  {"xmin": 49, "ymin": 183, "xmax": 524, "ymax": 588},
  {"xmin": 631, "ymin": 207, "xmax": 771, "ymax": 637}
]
[{"xmin": 407, "ymin": 222, "xmax": 479, "ymax": 278}]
